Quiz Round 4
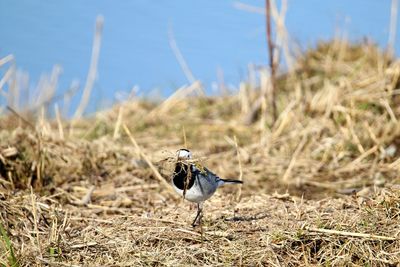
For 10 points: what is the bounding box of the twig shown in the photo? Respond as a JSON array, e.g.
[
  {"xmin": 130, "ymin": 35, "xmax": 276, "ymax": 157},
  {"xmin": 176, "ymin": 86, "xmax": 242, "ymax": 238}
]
[
  {"xmin": 234, "ymin": 2, "xmax": 264, "ymax": 14},
  {"xmin": 113, "ymin": 105, "xmax": 124, "ymax": 139},
  {"xmin": 29, "ymin": 78, "xmax": 80, "ymax": 116},
  {"xmin": 0, "ymin": 66, "xmax": 14, "ymax": 95},
  {"xmin": 282, "ymin": 134, "xmax": 307, "ymax": 183},
  {"xmin": 122, "ymin": 124, "xmax": 177, "ymax": 198},
  {"xmin": 33, "ymin": 65, "xmax": 61, "ymax": 113},
  {"xmin": 239, "ymin": 82, "xmax": 250, "ymax": 115},
  {"xmin": 70, "ymin": 241, "xmax": 98, "ymax": 249},
  {"xmin": 336, "ymin": 145, "xmax": 379, "ymax": 174},
  {"xmin": 54, "ymin": 104, "xmax": 64, "ymax": 139},
  {"xmin": 388, "ymin": 0, "xmax": 398, "ymax": 56},
  {"xmin": 74, "ymin": 15, "xmax": 103, "ymax": 119},
  {"xmin": 266, "ymin": 0, "xmax": 277, "ymax": 123},
  {"xmin": 168, "ymin": 24, "xmax": 201, "ymax": 94},
  {"xmin": 243, "ymin": 1, "xmax": 279, "ymax": 125},
  {"xmin": 74, "ymin": 185, "xmax": 95, "ymax": 206},
  {"xmin": 30, "ymin": 187, "xmax": 43, "ymax": 258},
  {"xmin": 146, "ymin": 81, "xmax": 201, "ymax": 120},
  {"xmin": 0, "ymin": 54, "xmax": 14, "ymax": 67},
  {"xmin": 6, "ymin": 106, "xmax": 35, "ymax": 129},
  {"xmin": 306, "ymin": 227, "xmax": 397, "ymax": 241},
  {"xmin": 259, "ymin": 70, "xmax": 269, "ymax": 143},
  {"xmin": 380, "ymin": 98, "xmax": 397, "ymax": 123},
  {"xmin": 270, "ymin": 0, "xmax": 293, "ymax": 72}
]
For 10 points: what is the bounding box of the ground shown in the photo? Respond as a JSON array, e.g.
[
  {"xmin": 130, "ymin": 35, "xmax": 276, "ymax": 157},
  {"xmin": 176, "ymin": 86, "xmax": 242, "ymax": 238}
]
[{"xmin": 1, "ymin": 41, "xmax": 400, "ymax": 266}]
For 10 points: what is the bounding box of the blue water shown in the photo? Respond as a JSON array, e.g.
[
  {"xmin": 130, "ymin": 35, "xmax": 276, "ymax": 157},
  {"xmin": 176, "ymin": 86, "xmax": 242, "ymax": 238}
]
[{"xmin": 0, "ymin": 0, "xmax": 399, "ymax": 115}]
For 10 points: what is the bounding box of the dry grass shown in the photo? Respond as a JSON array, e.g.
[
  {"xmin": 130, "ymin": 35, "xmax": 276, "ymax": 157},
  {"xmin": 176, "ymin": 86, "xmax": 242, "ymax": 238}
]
[{"xmin": 1, "ymin": 40, "xmax": 400, "ymax": 266}]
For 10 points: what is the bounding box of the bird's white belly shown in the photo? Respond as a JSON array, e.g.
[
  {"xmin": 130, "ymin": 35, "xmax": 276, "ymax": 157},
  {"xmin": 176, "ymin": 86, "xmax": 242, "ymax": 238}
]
[{"xmin": 174, "ymin": 187, "xmax": 215, "ymax": 203}]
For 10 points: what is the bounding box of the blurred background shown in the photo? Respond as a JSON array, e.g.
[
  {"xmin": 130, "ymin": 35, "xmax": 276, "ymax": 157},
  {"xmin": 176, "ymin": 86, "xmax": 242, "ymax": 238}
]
[{"xmin": 0, "ymin": 0, "xmax": 399, "ymax": 116}]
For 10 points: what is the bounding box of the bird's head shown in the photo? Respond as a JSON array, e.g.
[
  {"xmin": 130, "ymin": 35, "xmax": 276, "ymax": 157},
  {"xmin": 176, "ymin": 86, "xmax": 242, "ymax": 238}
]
[{"xmin": 176, "ymin": 148, "xmax": 192, "ymax": 161}]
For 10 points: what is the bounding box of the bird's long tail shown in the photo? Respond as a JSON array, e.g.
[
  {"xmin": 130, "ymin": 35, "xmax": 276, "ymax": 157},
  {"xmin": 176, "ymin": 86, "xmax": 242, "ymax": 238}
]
[{"xmin": 217, "ymin": 178, "xmax": 243, "ymax": 186}]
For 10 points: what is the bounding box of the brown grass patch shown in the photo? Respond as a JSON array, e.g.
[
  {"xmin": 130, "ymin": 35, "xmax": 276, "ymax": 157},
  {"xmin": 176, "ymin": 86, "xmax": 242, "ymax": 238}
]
[{"xmin": 1, "ymin": 40, "xmax": 400, "ymax": 266}]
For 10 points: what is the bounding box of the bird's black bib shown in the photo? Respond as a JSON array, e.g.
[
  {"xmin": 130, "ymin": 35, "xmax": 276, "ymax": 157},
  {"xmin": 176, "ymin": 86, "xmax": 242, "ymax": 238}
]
[{"xmin": 172, "ymin": 162, "xmax": 195, "ymax": 190}]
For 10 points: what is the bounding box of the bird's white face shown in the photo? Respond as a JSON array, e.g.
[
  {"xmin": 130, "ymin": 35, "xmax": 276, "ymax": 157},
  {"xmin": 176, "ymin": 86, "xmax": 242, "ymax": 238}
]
[{"xmin": 176, "ymin": 149, "xmax": 192, "ymax": 160}]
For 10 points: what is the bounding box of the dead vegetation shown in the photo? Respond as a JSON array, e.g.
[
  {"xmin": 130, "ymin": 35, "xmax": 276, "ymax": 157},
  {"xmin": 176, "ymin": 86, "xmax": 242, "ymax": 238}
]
[{"xmin": 1, "ymin": 40, "xmax": 400, "ymax": 266}]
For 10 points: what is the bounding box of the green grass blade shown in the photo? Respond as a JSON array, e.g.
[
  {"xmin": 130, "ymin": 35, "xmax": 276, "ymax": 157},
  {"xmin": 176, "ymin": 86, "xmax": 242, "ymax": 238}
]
[{"xmin": 0, "ymin": 222, "xmax": 19, "ymax": 267}]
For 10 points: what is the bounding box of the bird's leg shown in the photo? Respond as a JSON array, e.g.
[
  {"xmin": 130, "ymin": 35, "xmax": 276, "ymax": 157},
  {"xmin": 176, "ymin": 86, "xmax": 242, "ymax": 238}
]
[{"xmin": 191, "ymin": 202, "xmax": 203, "ymax": 227}]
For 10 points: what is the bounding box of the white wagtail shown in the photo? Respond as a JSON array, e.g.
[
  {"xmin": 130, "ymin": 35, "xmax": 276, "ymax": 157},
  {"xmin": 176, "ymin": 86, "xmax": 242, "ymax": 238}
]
[{"xmin": 171, "ymin": 148, "xmax": 243, "ymax": 226}]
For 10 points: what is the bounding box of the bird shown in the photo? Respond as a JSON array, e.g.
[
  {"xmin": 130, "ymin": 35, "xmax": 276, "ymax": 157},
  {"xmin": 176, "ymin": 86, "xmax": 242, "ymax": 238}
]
[{"xmin": 171, "ymin": 148, "xmax": 243, "ymax": 227}]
